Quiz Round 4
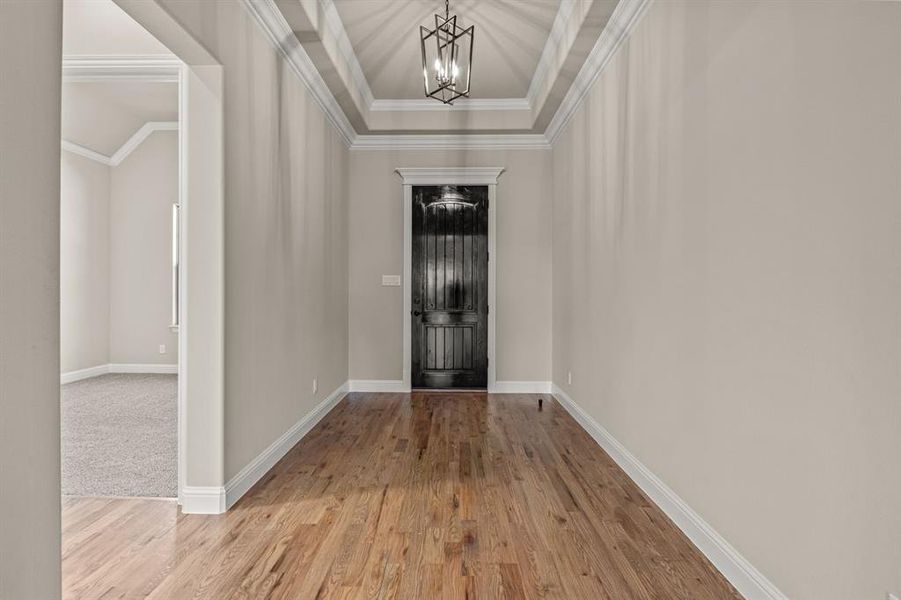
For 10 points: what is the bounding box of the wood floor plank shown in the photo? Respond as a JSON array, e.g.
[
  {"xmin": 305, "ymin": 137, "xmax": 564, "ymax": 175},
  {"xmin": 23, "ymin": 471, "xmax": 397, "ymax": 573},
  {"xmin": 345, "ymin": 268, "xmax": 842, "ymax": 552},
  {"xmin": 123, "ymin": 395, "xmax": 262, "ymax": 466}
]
[{"xmin": 62, "ymin": 392, "xmax": 742, "ymax": 599}]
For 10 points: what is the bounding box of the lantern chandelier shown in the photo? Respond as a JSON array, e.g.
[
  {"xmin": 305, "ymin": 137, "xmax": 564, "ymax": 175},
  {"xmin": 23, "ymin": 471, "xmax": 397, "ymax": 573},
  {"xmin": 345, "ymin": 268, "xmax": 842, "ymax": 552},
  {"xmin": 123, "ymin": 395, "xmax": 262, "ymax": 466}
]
[{"xmin": 420, "ymin": 0, "xmax": 474, "ymax": 105}]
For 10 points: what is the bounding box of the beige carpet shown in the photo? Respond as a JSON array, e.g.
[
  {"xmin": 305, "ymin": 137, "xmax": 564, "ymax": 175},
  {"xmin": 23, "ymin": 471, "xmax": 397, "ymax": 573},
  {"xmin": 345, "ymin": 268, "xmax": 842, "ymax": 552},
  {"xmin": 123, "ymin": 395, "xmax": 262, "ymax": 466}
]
[{"xmin": 61, "ymin": 373, "xmax": 177, "ymax": 498}]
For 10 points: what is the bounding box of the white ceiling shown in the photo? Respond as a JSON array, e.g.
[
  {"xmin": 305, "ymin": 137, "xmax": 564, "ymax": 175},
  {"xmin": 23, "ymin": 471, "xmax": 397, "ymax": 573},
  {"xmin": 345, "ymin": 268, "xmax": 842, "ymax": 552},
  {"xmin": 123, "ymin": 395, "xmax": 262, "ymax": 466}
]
[
  {"xmin": 62, "ymin": 81, "xmax": 178, "ymax": 156},
  {"xmin": 332, "ymin": 0, "xmax": 561, "ymax": 100}
]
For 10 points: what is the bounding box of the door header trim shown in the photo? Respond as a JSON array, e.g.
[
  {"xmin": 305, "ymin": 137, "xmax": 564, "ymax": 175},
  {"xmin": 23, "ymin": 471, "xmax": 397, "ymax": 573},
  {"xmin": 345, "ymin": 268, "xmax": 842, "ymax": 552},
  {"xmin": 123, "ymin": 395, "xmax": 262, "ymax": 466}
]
[{"xmin": 395, "ymin": 167, "xmax": 505, "ymax": 186}]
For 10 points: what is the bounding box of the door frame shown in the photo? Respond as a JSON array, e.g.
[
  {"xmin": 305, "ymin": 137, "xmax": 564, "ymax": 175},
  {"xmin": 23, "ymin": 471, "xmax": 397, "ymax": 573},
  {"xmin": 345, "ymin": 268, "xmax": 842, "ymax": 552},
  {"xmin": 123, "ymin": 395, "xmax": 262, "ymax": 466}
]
[
  {"xmin": 396, "ymin": 167, "xmax": 504, "ymax": 392},
  {"xmin": 113, "ymin": 0, "xmax": 226, "ymax": 513}
]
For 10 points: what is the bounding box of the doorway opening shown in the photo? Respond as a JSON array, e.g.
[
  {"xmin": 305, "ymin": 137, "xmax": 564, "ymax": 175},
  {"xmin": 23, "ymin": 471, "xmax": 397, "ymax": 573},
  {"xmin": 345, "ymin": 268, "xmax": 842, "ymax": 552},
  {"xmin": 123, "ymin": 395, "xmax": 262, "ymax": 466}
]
[
  {"xmin": 60, "ymin": 0, "xmax": 181, "ymax": 500},
  {"xmin": 411, "ymin": 185, "xmax": 489, "ymax": 388},
  {"xmin": 397, "ymin": 167, "xmax": 503, "ymax": 392}
]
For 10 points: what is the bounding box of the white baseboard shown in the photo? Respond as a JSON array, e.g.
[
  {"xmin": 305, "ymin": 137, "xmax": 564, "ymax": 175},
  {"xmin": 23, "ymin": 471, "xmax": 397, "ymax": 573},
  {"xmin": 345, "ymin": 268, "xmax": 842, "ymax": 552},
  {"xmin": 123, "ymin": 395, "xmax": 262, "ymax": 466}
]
[
  {"xmin": 61, "ymin": 362, "xmax": 178, "ymax": 383},
  {"xmin": 109, "ymin": 363, "xmax": 178, "ymax": 374},
  {"xmin": 348, "ymin": 379, "xmax": 408, "ymax": 393},
  {"xmin": 490, "ymin": 380, "xmax": 552, "ymax": 394},
  {"xmin": 551, "ymin": 384, "xmax": 787, "ymax": 600},
  {"xmin": 60, "ymin": 364, "xmax": 109, "ymax": 384},
  {"xmin": 224, "ymin": 381, "xmax": 349, "ymax": 509},
  {"xmin": 180, "ymin": 485, "xmax": 226, "ymax": 515}
]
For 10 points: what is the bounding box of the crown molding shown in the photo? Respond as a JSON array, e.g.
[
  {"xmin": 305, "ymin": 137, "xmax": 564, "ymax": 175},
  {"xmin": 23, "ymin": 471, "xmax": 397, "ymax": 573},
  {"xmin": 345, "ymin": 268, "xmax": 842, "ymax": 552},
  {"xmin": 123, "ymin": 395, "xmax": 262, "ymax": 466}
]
[
  {"xmin": 241, "ymin": 0, "xmax": 357, "ymax": 147},
  {"xmin": 545, "ymin": 0, "xmax": 653, "ymax": 144},
  {"xmin": 61, "ymin": 140, "xmax": 113, "ymax": 165},
  {"xmin": 352, "ymin": 133, "xmax": 550, "ymax": 151},
  {"xmin": 370, "ymin": 98, "xmax": 532, "ymax": 112},
  {"xmin": 109, "ymin": 121, "xmax": 178, "ymax": 166},
  {"xmin": 319, "ymin": 0, "xmax": 376, "ymax": 109},
  {"xmin": 61, "ymin": 121, "xmax": 178, "ymax": 167},
  {"xmin": 525, "ymin": 0, "xmax": 577, "ymax": 110},
  {"xmin": 62, "ymin": 54, "xmax": 181, "ymax": 82}
]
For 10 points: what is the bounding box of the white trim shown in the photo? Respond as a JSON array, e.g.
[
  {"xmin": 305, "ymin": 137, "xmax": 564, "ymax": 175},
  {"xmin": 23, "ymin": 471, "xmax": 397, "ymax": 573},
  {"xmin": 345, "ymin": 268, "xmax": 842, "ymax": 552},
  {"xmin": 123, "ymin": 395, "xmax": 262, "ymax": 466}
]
[
  {"xmin": 319, "ymin": 0, "xmax": 375, "ymax": 109},
  {"xmin": 491, "ymin": 381, "xmax": 552, "ymax": 394},
  {"xmin": 225, "ymin": 381, "xmax": 349, "ymax": 508},
  {"xmin": 545, "ymin": 0, "xmax": 653, "ymax": 144},
  {"xmin": 180, "ymin": 485, "xmax": 226, "ymax": 514},
  {"xmin": 552, "ymin": 384, "xmax": 788, "ymax": 600},
  {"xmin": 177, "ymin": 64, "xmax": 189, "ymax": 508},
  {"xmin": 109, "ymin": 363, "xmax": 178, "ymax": 374},
  {"xmin": 487, "ymin": 184, "xmax": 497, "ymax": 392},
  {"xmin": 353, "ymin": 134, "xmax": 550, "ymax": 151},
  {"xmin": 60, "ymin": 364, "xmax": 109, "ymax": 384},
  {"xmin": 241, "ymin": 0, "xmax": 356, "ymax": 147},
  {"xmin": 62, "ymin": 54, "xmax": 181, "ymax": 82},
  {"xmin": 369, "ymin": 98, "xmax": 532, "ymax": 112},
  {"xmin": 109, "ymin": 121, "xmax": 178, "ymax": 166},
  {"xmin": 62, "ymin": 121, "xmax": 178, "ymax": 168},
  {"xmin": 394, "ymin": 167, "xmax": 505, "ymax": 186},
  {"xmin": 525, "ymin": 0, "xmax": 577, "ymax": 109},
  {"xmin": 61, "ymin": 140, "xmax": 112, "ymax": 165},
  {"xmin": 60, "ymin": 363, "xmax": 178, "ymax": 383},
  {"xmin": 348, "ymin": 380, "xmax": 408, "ymax": 393},
  {"xmin": 395, "ymin": 167, "xmax": 503, "ymax": 392}
]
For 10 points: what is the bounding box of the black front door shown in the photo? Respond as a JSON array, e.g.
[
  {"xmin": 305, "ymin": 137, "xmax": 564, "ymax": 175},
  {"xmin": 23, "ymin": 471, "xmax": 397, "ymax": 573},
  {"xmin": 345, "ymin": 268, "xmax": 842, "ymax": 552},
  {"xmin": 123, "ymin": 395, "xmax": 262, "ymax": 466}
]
[{"xmin": 411, "ymin": 185, "xmax": 488, "ymax": 389}]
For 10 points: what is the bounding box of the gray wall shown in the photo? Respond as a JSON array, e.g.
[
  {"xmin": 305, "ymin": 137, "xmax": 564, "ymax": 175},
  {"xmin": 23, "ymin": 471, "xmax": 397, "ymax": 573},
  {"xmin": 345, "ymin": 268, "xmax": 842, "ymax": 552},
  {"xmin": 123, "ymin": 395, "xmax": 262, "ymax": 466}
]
[
  {"xmin": 155, "ymin": 0, "xmax": 350, "ymax": 483},
  {"xmin": 60, "ymin": 150, "xmax": 111, "ymax": 373},
  {"xmin": 109, "ymin": 130, "xmax": 178, "ymax": 365},
  {"xmin": 0, "ymin": 1, "xmax": 63, "ymax": 598},
  {"xmin": 348, "ymin": 149, "xmax": 553, "ymax": 383},
  {"xmin": 551, "ymin": 2, "xmax": 901, "ymax": 598},
  {"xmin": 60, "ymin": 131, "xmax": 178, "ymax": 373}
]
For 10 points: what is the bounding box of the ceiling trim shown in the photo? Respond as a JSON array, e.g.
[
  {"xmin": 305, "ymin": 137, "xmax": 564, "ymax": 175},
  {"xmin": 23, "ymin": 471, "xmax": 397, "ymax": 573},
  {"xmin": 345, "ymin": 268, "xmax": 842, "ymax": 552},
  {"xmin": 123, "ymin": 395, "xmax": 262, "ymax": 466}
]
[
  {"xmin": 370, "ymin": 98, "xmax": 532, "ymax": 112},
  {"xmin": 62, "ymin": 121, "xmax": 178, "ymax": 167},
  {"xmin": 242, "ymin": 0, "xmax": 357, "ymax": 146},
  {"xmin": 320, "ymin": 0, "xmax": 376, "ymax": 108},
  {"xmin": 110, "ymin": 121, "xmax": 178, "ymax": 165},
  {"xmin": 525, "ymin": 0, "xmax": 577, "ymax": 110},
  {"xmin": 61, "ymin": 140, "xmax": 113, "ymax": 165},
  {"xmin": 62, "ymin": 54, "xmax": 181, "ymax": 82},
  {"xmin": 545, "ymin": 0, "xmax": 653, "ymax": 145},
  {"xmin": 352, "ymin": 134, "xmax": 550, "ymax": 151}
]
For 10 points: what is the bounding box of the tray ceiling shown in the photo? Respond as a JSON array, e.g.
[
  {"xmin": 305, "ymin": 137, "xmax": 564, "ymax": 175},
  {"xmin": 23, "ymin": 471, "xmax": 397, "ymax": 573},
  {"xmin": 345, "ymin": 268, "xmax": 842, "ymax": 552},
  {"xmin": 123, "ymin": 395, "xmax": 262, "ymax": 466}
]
[
  {"xmin": 332, "ymin": 0, "xmax": 562, "ymax": 100},
  {"xmin": 269, "ymin": 0, "xmax": 623, "ymax": 136}
]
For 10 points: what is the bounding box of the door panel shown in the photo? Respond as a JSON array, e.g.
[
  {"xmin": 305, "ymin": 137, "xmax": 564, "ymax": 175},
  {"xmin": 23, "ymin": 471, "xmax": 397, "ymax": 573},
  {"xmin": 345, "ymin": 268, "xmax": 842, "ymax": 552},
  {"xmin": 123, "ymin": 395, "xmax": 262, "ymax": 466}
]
[{"xmin": 412, "ymin": 185, "xmax": 488, "ymax": 388}]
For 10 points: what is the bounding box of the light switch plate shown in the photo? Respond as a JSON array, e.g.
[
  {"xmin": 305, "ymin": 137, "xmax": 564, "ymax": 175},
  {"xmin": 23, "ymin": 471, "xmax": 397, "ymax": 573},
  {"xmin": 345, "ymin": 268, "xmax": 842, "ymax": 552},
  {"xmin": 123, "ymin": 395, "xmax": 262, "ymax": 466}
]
[{"xmin": 382, "ymin": 275, "xmax": 401, "ymax": 287}]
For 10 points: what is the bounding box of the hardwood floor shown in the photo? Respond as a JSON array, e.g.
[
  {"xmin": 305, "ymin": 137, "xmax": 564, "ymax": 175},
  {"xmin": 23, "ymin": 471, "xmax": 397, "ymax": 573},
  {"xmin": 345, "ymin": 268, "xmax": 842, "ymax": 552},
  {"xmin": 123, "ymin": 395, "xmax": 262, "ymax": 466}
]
[{"xmin": 62, "ymin": 392, "xmax": 741, "ymax": 599}]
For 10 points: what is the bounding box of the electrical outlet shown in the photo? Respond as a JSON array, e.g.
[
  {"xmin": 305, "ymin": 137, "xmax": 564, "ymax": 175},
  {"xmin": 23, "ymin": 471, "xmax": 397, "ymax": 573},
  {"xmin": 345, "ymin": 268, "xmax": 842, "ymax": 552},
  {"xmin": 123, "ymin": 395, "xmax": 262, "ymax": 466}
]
[
  {"xmin": 567, "ymin": 371, "xmax": 572, "ymax": 385},
  {"xmin": 159, "ymin": 344, "xmax": 166, "ymax": 354},
  {"xmin": 312, "ymin": 378, "xmax": 318, "ymax": 395}
]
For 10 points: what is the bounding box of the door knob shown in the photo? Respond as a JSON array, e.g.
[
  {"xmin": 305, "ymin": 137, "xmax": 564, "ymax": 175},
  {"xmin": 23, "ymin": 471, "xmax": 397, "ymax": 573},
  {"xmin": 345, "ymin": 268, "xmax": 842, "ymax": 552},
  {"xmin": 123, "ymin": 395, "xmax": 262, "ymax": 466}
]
[{"xmin": 413, "ymin": 310, "xmax": 422, "ymax": 316}]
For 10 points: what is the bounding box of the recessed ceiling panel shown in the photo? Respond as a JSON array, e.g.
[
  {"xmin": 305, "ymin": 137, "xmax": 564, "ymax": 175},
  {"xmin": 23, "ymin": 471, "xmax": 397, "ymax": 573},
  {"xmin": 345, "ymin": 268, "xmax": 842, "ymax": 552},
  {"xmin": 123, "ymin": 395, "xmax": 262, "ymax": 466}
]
[{"xmin": 333, "ymin": 0, "xmax": 561, "ymax": 99}]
